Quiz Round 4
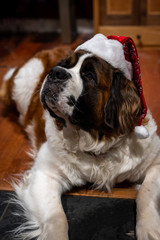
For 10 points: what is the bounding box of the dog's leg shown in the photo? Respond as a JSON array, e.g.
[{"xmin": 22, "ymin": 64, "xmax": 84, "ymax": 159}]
[
  {"xmin": 14, "ymin": 165, "xmax": 69, "ymax": 240},
  {"xmin": 136, "ymin": 164, "xmax": 160, "ymax": 240}
]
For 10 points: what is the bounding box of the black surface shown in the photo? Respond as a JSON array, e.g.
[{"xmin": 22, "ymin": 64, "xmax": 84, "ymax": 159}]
[{"xmin": 0, "ymin": 191, "xmax": 136, "ymax": 240}]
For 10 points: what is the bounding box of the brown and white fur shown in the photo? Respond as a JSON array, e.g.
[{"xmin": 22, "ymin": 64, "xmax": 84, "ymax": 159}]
[{"xmin": 1, "ymin": 46, "xmax": 160, "ymax": 240}]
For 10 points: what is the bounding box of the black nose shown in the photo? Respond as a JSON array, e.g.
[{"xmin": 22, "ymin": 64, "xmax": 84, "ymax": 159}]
[{"xmin": 49, "ymin": 66, "xmax": 71, "ymax": 81}]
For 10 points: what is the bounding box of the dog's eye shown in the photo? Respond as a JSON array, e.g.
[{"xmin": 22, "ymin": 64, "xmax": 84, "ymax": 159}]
[
  {"xmin": 83, "ymin": 72, "xmax": 97, "ymax": 84},
  {"xmin": 85, "ymin": 73, "xmax": 93, "ymax": 80}
]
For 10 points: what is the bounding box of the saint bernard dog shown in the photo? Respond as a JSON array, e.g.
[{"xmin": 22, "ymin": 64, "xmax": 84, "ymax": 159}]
[{"xmin": 1, "ymin": 34, "xmax": 160, "ymax": 240}]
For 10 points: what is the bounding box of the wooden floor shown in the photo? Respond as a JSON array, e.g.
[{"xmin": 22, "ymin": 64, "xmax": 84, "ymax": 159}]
[{"xmin": 0, "ymin": 33, "xmax": 160, "ymax": 199}]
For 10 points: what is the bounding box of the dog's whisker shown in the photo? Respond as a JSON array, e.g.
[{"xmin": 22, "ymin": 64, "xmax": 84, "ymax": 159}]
[
  {"xmin": 74, "ymin": 104, "xmax": 84, "ymax": 114},
  {"xmin": 80, "ymin": 91, "xmax": 89, "ymax": 97}
]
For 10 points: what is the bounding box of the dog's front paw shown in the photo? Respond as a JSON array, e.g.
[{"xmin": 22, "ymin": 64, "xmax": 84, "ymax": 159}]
[{"xmin": 136, "ymin": 216, "xmax": 160, "ymax": 240}]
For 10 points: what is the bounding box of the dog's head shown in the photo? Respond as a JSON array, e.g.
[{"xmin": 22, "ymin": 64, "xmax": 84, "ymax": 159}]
[{"xmin": 40, "ymin": 49, "xmax": 142, "ymax": 138}]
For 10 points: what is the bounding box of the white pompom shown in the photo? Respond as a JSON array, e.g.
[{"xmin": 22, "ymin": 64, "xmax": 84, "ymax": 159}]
[{"xmin": 134, "ymin": 126, "xmax": 149, "ymax": 139}]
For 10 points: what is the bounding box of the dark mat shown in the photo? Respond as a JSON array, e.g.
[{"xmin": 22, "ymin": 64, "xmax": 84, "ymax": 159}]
[{"xmin": 0, "ymin": 191, "xmax": 136, "ymax": 240}]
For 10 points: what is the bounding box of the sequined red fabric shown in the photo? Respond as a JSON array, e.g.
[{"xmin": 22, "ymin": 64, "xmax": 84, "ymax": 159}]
[{"xmin": 107, "ymin": 36, "xmax": 147, "ymax": 126}]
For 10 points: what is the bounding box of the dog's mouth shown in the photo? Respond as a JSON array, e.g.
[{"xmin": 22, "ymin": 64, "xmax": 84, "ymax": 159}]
[
  {"xmin": 40, "ymin": 71, "xmax": 75, "ymax": 125},
  {"xmin": 41, "ymin": 84, "xmax": 66, "ymax": 119}
]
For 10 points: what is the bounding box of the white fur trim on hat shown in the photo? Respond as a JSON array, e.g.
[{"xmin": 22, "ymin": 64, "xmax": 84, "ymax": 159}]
[{"xmin": 75, "ymin": 33, "xmax": 133, "ymax": 81}]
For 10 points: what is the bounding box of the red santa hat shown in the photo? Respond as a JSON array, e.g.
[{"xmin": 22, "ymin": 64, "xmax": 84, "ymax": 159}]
[{"xmin": 75, "ymin": 33, "xmax": 149, "ymax": 139}]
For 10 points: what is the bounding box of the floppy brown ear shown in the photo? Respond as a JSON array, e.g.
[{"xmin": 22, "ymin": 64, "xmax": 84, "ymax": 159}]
[{"xmin": 104, "ymin": 70, "xmax": 142, "ymax": 134}]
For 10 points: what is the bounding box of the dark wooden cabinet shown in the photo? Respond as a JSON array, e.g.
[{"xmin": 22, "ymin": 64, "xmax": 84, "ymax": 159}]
[{"xmin": 94, "ymin": 0, "xmax": 160, "ymax": 45}]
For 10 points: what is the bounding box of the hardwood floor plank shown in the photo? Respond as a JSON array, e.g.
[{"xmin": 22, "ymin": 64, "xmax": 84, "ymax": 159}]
[
  {"xmin": 0, "ymin": 116, "xmax": 32, "ymax": 190},
  {"xmin": 139, "ymin": 48, "xmax": 160, "ymax": 135},
  {"xmin": 66, "ymin": 187, "xmax": 138, "ymax": 199},
  {"xmin": 0, "ymin": 33, "xmax": 27, "ymax": 61}
]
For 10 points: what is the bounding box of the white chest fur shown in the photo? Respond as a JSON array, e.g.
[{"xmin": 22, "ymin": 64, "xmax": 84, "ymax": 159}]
[{"xmin": 36, "ymin": 111, "xmax": 160, "ymax": 192}]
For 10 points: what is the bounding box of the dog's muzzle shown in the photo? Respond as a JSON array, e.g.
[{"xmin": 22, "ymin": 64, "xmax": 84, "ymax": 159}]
[
  {"xmin": 40, "ymin": 66, "xmax": 72, "ymax": 119},
  {"xmin": 41, "ymin": 66, "xmax": 71, "ymax": 104}
]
